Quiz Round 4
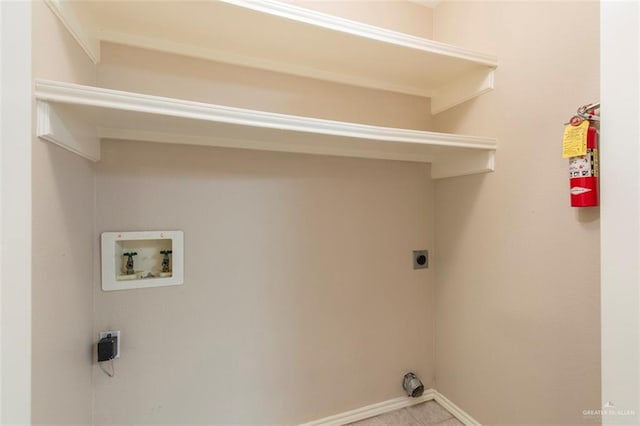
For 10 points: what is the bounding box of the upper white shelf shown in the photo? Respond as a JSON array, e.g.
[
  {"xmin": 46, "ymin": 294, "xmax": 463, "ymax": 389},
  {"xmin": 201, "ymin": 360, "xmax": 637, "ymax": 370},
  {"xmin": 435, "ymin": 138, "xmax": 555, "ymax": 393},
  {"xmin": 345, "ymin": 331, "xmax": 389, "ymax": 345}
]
[
  {"xmin": 34, "ymin": 80, "xmax": 496, "ymax": 179},
  {"xmin": 46, "ymin": 0, "xmax": 498, "ymax": 114}
]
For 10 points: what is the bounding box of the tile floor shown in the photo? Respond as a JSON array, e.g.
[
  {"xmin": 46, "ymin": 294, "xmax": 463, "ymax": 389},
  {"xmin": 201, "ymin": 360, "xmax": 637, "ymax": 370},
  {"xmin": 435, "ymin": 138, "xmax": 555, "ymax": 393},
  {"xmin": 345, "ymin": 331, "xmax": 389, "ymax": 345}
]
[{"xmin": 347, "ymin": 401, "xmax": 463, "ymax": 426}]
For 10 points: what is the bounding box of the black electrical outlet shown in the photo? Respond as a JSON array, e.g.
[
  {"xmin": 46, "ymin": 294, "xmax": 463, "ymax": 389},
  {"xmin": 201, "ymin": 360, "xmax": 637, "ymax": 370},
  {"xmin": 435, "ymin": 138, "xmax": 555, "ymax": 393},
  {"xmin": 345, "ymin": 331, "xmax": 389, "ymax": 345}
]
[{"xmin": 413, "ymin": 250, "xmax": 428, "ymax": 269}]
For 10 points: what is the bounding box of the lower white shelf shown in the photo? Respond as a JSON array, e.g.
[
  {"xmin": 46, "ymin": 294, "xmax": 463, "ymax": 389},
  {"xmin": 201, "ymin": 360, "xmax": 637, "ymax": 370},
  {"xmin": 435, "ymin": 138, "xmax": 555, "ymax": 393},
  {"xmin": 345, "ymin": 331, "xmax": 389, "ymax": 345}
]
[{"xmin": 35, "ymin": 80, "xmax": 497, "ymax": 179}]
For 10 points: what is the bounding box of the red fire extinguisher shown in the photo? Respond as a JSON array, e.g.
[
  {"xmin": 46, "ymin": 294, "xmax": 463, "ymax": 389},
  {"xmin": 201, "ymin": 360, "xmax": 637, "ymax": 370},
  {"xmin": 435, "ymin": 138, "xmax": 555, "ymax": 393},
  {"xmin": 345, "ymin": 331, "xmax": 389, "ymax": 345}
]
[{"xmin": 567, "ymin": 103, "xmax": 600, "ymax": 207}]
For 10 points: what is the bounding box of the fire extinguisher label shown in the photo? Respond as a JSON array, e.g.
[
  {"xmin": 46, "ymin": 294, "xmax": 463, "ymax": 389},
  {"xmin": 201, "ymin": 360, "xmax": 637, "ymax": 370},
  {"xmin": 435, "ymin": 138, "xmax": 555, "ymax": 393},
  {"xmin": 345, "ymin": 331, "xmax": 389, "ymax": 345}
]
[
  {"xmin": 562, "ymin": 121, "xmax": 589, "ymax": 158},
  {"xmin": 571, "ymin": 186, "xmax": 592, "ymax": 195},
  {"xmin": 569, "ymin": 148, "xmax": 597, "ymax": 178}
]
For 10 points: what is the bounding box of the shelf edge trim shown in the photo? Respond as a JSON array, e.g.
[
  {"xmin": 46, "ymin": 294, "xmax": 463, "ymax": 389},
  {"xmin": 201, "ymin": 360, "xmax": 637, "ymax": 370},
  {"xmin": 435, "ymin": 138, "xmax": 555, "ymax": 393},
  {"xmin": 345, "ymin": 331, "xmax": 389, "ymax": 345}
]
[{"xmin": 219, "ymin": 0, "xmax": 498, "ymax": 67}]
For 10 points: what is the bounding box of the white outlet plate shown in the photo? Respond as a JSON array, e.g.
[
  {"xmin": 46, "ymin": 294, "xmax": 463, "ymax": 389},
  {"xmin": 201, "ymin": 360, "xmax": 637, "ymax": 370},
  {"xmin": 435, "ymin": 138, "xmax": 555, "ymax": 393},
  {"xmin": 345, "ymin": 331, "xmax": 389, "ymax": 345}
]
[{"xmin": 98, "ymin": 330, "xmax": 121, "ymax": 359}]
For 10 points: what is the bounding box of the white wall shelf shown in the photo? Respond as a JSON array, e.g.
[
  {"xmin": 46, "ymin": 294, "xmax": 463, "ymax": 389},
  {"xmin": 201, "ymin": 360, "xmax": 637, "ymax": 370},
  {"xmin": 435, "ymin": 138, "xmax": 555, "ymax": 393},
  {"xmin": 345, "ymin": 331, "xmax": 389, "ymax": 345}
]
[
  {"xmin": 35, "ymin": 80, "xmax": 497, "ymax": 179},
  {"xmin": 45, "ymin": 0, "xmax": 497, "ymax": 114}
]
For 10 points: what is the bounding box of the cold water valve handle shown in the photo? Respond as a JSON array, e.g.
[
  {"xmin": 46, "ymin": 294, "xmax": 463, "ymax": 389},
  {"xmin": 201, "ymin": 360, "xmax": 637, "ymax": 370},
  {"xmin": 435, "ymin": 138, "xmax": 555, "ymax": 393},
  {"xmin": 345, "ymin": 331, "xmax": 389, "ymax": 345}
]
[
  {"xmin": 160, "ymin": 250, "xmax": 172, "ymax": 273},
  {"xmin": 123, "ymin": 252, "xmax": 137, "ymax": 275}
]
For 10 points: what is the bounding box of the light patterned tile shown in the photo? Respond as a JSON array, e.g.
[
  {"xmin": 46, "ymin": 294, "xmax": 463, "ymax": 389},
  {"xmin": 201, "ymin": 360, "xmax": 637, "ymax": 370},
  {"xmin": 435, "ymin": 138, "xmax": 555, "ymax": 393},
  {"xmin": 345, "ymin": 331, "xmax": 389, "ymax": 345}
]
[
  {"xmin": 406, "ymin": 401, "xmax": 453, "ymax": 425},
  {"xmin": 434, "ymin": 418, "xmax": 464, "ymax": 426},
  {"xmin": 374, "ymin": 408, "xmax": 422, "ymax": 426}
]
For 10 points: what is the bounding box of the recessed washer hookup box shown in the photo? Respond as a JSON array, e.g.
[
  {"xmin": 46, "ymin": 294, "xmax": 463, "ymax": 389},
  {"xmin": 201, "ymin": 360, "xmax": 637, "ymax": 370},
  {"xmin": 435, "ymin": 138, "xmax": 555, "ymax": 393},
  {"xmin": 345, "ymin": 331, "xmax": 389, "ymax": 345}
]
[{"xmin": 101, "ymin": 230, "xmax": 184, "ymax": 291}]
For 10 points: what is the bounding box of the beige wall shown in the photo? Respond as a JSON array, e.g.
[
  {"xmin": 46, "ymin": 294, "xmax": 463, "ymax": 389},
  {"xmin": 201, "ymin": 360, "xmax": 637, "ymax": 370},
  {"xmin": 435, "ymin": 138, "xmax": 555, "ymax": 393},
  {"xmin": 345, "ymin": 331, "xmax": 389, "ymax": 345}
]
[
  {"xmin": 93, "ymin": 141, "xmax": 435, "ymax": 424},
  {"xmin": 31, "ymin": 2, "xmax": 96, "ymax": 424},
  {"xmin": 92, "ymin": 15, "xmax": 438, "ymax": 425},
  {"xmin": 432, "ymin": 2, "xmax": 601, "ymax": 425}
]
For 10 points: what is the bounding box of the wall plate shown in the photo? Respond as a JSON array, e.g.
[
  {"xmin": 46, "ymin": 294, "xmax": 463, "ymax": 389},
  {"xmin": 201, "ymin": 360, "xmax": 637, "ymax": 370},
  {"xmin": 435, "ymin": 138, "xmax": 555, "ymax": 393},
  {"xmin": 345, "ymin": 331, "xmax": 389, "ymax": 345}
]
[
  {"xmin": 413, "ymin": 250, "xmax": 429, "ymax": 269},
  {"xmin": 101, "ymin": 230, "xmax": 184, "ymax": 291}
]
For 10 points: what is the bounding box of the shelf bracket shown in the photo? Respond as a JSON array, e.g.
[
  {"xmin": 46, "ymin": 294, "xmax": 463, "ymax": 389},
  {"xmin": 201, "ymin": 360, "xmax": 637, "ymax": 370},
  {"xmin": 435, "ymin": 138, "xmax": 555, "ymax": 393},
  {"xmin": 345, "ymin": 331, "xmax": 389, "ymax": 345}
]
[
  {"xmin": 430, "ymin": 68, "xmax": 495, "ymax": 115},
  {"xmin": 431, "ymin": 149, "xmax": 495, "ymax": 179},
  {"xmin": 36, "ymin": 101, "xmax": 101, "ymax": 161}
]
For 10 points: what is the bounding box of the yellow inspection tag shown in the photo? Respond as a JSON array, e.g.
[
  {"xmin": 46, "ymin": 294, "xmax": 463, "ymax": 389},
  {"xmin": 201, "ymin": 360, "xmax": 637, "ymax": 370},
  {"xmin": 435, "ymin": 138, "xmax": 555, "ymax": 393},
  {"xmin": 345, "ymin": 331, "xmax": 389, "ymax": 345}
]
[{"xmin": 562, "ymin": 120, "xmax": 589, "ymax": 158}]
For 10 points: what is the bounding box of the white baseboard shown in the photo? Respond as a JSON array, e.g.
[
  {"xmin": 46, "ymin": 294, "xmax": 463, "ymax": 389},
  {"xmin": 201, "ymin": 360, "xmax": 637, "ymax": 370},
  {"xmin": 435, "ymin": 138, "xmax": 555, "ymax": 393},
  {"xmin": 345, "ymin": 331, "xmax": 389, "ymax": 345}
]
[
  {"xmin": 299, "ymin": 389, "xmax": 480, "ymax": 426},
  {"xmin": 299, "ymin": 389, "xmax": 436, "ymax": 426},
  {"xmin": 433, "ymin": 391, "xmax": 480, "ymax": 426}
]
